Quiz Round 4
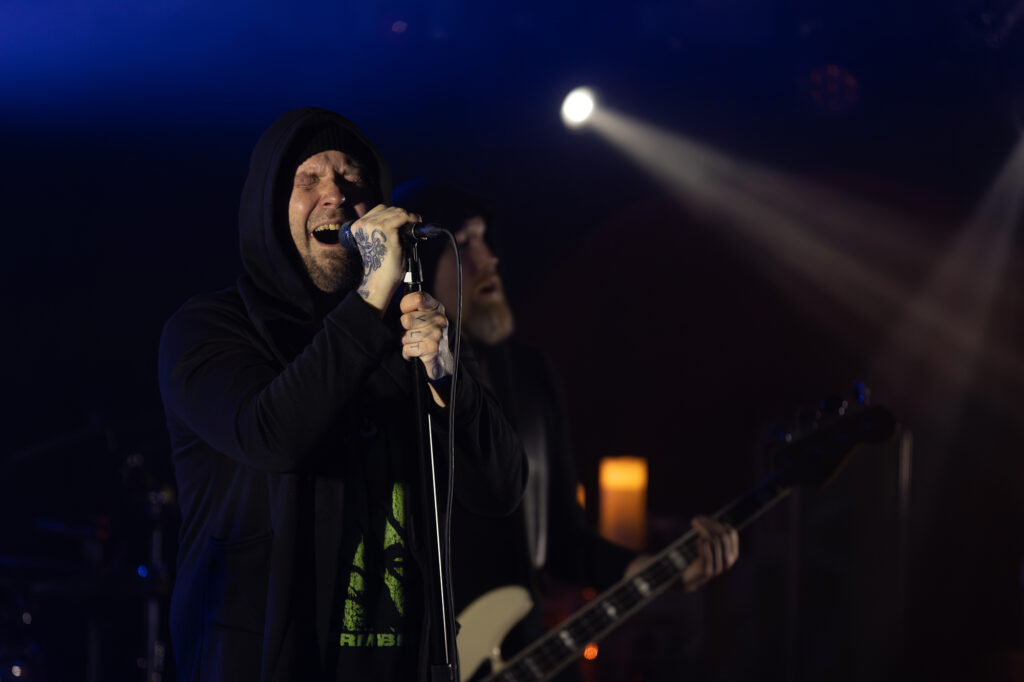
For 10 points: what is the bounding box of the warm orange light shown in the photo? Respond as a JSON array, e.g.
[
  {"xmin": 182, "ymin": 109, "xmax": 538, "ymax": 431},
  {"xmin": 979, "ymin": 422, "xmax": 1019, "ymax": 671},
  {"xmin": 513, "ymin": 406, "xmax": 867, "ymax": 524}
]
[
  {"xmin": 598, "ymin": 456, "xmax": 648, "ymax": 550},
  {"xmin": 600, "ymin": 457, "xmax": 647, "ymax": 489},
  {"xmin": 576, "ymin": 482, "xmax": 586, "ymax": 509},
  {"xmin": 583, "ymin": 643, "xmax": 599, "ymax": 661},
  {"xmin": 581, "ymin": 587, "xmax": 597, "ymax": 600}
]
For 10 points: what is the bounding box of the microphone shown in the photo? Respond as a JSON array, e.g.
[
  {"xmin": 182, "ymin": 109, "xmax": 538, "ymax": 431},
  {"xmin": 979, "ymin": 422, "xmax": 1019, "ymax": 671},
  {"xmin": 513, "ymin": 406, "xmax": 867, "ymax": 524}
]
[{"xmin": 339, "ymin": 220, "xmax": 446, "ymax": 252}]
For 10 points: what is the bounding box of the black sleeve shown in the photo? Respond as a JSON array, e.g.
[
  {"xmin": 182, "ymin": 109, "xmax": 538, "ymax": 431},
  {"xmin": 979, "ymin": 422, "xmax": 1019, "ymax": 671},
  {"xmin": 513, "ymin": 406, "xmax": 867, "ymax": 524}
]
[
  {"xmin": 434, "ymin": 342, "xmax": 527, "ymax": 518},
  {"xmin": 159, "ymin": 292, "xmax": 409, "ymax": 472},
  {"xmin": 534, "ymin": 351, "xmax": 638, "ymax": 590},
  {"xmin": 159, "ymin": 290, "xmax": 525, "ymax": 513}
]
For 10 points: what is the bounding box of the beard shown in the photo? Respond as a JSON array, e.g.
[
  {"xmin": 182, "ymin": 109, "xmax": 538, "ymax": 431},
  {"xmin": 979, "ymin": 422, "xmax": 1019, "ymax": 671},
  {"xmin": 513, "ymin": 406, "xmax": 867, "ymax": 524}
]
[
  {"xmin": 463, "ymin": 295, "xmax": 515, "ymax": 346},
  {"xmin": 301, "ymin": 248, "xmax": 362, "ymax": 294}
]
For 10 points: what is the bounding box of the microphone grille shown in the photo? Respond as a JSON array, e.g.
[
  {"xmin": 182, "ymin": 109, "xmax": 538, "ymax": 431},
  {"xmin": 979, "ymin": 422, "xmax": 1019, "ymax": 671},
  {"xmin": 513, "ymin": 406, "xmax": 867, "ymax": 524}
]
[{"xmin": 339, "ymin": 220, "xmax": 356, "ymax": 250}]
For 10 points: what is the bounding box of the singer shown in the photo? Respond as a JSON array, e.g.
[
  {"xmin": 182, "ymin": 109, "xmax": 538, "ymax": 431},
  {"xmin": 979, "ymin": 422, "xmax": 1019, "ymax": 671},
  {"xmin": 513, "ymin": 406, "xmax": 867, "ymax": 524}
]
[{"xmin": 157, "ymin": 107, "xmax": 526, "ymax": 681}]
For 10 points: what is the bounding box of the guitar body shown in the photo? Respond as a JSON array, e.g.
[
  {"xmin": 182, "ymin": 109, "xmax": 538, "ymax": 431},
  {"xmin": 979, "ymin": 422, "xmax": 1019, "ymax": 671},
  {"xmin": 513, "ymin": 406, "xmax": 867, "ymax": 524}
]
[{"xmin": 457, "ymin": 585, "xmax": 534, "ymax": 682}]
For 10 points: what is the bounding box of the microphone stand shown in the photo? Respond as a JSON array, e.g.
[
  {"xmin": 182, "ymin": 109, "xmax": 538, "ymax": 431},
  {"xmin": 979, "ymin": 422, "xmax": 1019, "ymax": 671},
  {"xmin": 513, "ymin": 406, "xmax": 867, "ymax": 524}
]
[{"xmin": 405, "ymin": 239, "xmax": 459, "ymax": 682}]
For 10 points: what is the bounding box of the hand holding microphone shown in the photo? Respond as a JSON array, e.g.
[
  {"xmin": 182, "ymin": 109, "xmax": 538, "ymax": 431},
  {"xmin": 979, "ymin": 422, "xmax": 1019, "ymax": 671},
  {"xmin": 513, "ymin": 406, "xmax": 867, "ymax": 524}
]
[
  {"xmin": 342, "ymin": 207, "xmax": 454, "ymax": 398},
  {"xmin": 342, "ymin": 205, "xmax": 423, "ymax": 313},
  {"xmin": 340, "ymin": 205, "xmax": 447, "ymax": 313},
  {"xmin": 339, "ymin": 217, "xmax": 446, "ymax": 253}
]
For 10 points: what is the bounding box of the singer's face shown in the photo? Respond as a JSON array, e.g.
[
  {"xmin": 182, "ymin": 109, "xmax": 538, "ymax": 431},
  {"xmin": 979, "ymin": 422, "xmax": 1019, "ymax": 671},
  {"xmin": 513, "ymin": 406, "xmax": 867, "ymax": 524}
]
[
  {"xmin": 288, "ymin": 150, "xmax": 373, "ymax": 293},
  {"xmin": 433, "ymin": 216, "xmax": 514, "ymax": 346}
]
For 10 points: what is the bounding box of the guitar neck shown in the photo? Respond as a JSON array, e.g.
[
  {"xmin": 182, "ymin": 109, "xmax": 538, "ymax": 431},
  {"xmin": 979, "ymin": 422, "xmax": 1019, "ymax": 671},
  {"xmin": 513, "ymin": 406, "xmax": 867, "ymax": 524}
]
[{"xmin": 484, "ymin": 473, "xmax": 791, "ymax": 682}]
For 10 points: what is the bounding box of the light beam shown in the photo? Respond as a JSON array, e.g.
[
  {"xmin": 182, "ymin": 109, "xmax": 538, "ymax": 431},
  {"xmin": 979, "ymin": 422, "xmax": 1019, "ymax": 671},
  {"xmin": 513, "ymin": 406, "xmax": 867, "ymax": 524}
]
[{"xmin": 582, "ymin": 106, "xmax": 1024, "ymax": 418}]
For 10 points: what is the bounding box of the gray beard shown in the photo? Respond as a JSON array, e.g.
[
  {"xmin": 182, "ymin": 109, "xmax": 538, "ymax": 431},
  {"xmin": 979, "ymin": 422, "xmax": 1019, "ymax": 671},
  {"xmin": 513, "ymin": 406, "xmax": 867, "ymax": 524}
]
[{"xmin": 464, "ymin": 298, "xmax": 515, "ymax": 346}]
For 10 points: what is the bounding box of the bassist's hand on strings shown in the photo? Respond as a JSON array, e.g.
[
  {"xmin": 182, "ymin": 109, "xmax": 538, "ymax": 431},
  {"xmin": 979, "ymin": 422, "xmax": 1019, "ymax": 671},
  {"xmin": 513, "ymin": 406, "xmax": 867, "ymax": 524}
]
[{"xmin": 623, "ymin": 515, "xmax": 739, "ymax": 592}]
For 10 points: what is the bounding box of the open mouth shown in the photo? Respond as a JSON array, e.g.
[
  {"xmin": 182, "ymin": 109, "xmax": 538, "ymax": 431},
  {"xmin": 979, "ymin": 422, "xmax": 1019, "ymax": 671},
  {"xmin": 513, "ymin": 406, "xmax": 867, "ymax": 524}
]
[
  {"xmin": 476, "ymin": 278, "xmax": 501, "ymax": 296},
  {"xmin": 311, "ymin": 223, "xmax": 341, "ymax": 245}
]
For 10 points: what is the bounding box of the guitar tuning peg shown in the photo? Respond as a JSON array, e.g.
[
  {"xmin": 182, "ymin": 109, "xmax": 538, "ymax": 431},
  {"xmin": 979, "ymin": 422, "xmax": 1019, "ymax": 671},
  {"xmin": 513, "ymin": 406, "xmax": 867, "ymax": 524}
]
[
  {"xmin": 819, "ymin": 395, "xmax": 848, "ymax": 416},
  {"xmin": 851, "ymin": 380, "xmax": 871, "ymax": 405}
]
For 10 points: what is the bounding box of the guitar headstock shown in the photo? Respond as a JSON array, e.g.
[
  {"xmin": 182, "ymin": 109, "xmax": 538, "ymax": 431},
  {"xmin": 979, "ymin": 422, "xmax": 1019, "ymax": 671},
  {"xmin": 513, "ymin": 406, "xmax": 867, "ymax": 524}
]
[{"xmin": 765, "ymin": 382, "xmax": 897, "ymax": 489}]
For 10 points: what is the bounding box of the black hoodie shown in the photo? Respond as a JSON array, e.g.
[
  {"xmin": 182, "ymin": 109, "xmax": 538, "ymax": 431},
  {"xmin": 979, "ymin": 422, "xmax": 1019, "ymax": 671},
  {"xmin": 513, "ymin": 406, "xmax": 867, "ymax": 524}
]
[{"xmin": 158, "ymin": 107, "xmax": 525, "ymax": 681}]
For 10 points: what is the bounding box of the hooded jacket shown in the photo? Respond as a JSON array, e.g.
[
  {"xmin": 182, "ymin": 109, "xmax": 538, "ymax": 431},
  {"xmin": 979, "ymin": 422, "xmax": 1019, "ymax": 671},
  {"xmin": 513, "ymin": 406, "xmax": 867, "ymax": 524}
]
[{"xmin": 158, "ymin": 108, "xmax": 525, "ymax": 681}]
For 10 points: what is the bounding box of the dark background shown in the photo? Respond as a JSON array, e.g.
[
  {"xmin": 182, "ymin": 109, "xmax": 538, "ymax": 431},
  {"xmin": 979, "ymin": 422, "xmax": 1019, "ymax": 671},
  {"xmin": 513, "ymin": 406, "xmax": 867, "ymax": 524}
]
[{"xmin": 2, "ymin": 1, "xmax": 1024, "ymax": 680}]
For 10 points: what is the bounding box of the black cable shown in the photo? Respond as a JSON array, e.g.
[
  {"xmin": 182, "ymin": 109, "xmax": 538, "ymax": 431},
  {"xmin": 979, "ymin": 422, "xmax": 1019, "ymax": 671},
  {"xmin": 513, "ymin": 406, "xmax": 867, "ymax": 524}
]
[{"xmin": 441, "ymin": 227, "xmax": 461, "ymax": 673}]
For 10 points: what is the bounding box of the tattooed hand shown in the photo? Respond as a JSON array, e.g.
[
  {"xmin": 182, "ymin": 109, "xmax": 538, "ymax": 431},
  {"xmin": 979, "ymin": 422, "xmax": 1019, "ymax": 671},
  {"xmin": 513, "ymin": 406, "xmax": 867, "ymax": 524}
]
[
  {"xmin": 347, "ymin": 205, "xmax": 422, "ymax": 314},
  {"xmin": 400, "ymin": 291, "xmax": 454, "ymax": 404}
]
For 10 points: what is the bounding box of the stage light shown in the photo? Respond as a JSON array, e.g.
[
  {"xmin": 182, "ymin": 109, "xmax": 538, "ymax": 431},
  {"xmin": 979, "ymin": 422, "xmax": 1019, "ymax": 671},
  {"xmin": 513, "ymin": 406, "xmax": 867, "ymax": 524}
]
[{"xmin": 561, "ymin": 87, "xmax": 595, "ymax": 127}]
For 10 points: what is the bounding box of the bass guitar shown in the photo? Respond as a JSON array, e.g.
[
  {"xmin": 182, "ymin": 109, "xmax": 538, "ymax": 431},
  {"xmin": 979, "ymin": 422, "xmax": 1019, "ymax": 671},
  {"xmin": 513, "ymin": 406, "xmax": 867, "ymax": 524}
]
[{"xmin": 456, "ymin": 397, "xmax": 897, "ymax": 682}]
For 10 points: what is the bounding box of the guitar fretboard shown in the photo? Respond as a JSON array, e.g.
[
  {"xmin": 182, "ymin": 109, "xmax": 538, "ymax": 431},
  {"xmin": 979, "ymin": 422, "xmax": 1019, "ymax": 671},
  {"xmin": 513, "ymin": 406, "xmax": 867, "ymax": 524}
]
[{"xmin": 485, "ymin": 473, "xmax": 790, "ymax": 682}]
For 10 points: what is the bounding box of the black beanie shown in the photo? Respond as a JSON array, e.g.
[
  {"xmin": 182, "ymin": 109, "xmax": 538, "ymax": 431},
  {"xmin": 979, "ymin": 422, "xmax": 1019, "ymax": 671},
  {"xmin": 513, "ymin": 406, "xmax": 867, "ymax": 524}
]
[
  {"xmin": 296, "ymin": 126, "xmax": 361, "ymax": 168},
  {"xmin": 284, "ymin": 123, "xmax": 380, "ymax": 193}
]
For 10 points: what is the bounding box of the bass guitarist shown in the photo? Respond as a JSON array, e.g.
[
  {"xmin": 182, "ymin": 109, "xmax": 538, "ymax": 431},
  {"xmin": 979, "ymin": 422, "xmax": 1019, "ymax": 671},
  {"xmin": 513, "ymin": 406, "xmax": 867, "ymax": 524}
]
[{"xmin": 394, "ymin": 179, "xmax": 739, "ymax": 681}]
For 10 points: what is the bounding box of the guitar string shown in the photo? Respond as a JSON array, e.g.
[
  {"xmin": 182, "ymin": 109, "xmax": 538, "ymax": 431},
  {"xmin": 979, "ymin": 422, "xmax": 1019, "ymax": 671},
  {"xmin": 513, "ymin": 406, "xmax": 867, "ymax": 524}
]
[
  {"xmin": 502, "ymin": 530, "xmax": 708, "ymax": 678},
  {"xmin": 521, "ymin": 556, "xmax": 686, "ymax": 677},
  {"xmin": 489, "ymin": 407, "xmax": 886, "ymax": 681},
  {"xmin": 496, "ymin": 479, "xmax": 791, "ymax": 681}
]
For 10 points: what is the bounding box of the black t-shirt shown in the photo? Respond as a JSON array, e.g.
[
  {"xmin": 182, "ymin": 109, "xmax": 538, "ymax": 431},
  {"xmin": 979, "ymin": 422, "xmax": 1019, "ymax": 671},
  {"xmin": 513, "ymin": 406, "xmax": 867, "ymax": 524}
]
[{"xmin": 334, "ymin": 469, "xmax": 421, "ymax": 680}]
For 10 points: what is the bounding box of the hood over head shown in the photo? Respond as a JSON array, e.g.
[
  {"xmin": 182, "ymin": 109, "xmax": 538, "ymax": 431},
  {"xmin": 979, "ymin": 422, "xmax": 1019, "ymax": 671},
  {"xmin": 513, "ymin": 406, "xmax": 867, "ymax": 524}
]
[{"xmin": 238, "ymin": 107, "xmax": 392, "ymax": 323}]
